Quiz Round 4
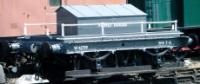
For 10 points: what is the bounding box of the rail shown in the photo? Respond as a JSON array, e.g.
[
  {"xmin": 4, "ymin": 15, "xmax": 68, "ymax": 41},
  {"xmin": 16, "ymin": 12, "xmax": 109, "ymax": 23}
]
[
  {"xmin": 23, "ymin": 20, "xmax": 178, "ymax": 36},
  {"xmin": 61, "ymin": 20, "xmax": 178, "ymax": 37},
  {"xmin": 23, "ymin": 23, "xmax": 56, "ymax": 36}
]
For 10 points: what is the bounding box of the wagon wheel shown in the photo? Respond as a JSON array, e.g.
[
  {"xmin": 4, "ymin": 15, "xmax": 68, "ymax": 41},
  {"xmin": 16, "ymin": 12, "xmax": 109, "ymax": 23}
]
[
  {"xmin": 172, "ymin": 48, "xmax": 188, "ymax": 66},
  {"xmin": 146, "ymin": 48, "xmax": 170, "ymax": 68},
  {"xmin": 0, "ymin": 41, "xmax": 10, "ymax": 62},
  {"xmin": 36, "ymin": 42, "xmax": 65, "ymax": 83},
  {"xmin": 36, "ymin": 42, "xmax": 52, "ymax": 78}
]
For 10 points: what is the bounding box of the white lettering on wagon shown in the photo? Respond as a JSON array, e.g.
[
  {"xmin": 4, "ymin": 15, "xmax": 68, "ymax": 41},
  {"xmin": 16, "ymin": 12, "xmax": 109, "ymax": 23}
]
[
  {"xmin": 74, "ymin": 45, "xmax": 89, "ymax": 51},
  {"xmin": 158, "ymin": 41, "xmax": 172, "ymax": 46},
  {"xmin": 98, "ymin": 23, "xmax": 128, "ymax": 28}
]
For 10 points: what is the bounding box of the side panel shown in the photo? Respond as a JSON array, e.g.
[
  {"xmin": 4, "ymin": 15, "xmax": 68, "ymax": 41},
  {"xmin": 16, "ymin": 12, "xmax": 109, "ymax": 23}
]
[
  {"xmin": 76, "ymin": 16, "xmax": 146, "ymax": 36},
  {"xmin": 62, "ymin": 37, "xmax": 189, "ymax": 54},
  {"xmin": 0, "ymin": 0, "xmax": 57, "ymax": 37},
  {"xmin": 145, "ymin": 0, "xmax": 177, "ymax": 21},
  {"xmin": 184, "ymin": 0, "xmax": 200, "ymax": 27}
]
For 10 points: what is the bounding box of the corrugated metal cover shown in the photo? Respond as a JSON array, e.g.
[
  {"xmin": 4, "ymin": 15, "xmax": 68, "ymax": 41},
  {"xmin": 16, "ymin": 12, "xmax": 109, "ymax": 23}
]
[
  {"xmin": 88, "ymin": 5, "xmax": 118, "ymax": 17},
  {"xmin": 71, "ymin": 5, "xmax": 101, "ymax": 17},
  {"xmin": 62, "ymin": 6, "xmax": 83, "ymax": 17},
  {"xmin": 105, "ymin": 5, "xmax": 134, "ymax": 16},
  {"xmin": 61, "ymin": 4, "xmax": 146, "ymax": 18}
]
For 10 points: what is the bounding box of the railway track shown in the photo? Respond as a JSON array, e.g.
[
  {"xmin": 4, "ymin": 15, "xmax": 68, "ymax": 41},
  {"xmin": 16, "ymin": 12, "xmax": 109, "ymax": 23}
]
[
  {"xmin": 63, "ymin": 67, "xmax": 200, "ymax": 84},
  {"xmin": 5, "ymin": 67, "xmax": 200, "ymax": 84}
]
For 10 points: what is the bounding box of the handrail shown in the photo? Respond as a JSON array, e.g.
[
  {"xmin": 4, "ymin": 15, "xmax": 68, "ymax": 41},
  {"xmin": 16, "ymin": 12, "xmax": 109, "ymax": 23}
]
[
  {"xmin": 23, "ymin": 20, "xmax": 178, "ymax": 36},
  {"xmin": 23, "ymin": 23, "xmax": 56, "ymax": 36},
  {"xmin": 61, "ymin": 20, "xmax": 178, "ymax": 37}
]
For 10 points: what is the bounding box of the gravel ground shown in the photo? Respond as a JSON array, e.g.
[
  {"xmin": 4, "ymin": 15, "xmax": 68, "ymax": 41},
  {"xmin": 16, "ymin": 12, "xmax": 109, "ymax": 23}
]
[{"xmin": 7, "ymin": 78, "xmax": 18, "ymax": 84}]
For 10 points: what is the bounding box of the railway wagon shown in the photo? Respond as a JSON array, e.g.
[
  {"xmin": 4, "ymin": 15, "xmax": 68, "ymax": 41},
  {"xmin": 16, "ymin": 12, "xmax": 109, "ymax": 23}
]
[
  {"xmin": 128, "ymin": 0, "xmax": 200, "ymax": 60},
  {"xmin": 0, "ymin": 0, "xmax": 126, "ymax": 37},
  {"xmin": 0, "ymin": 0, "xmax": 198, "ymax": 83}
]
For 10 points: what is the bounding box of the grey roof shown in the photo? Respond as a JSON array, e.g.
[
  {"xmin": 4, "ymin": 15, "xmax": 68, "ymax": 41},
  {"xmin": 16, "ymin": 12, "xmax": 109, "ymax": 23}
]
[{"xmin": 60, "ymin": 4, "xmax": 147, "ymax": 18}]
